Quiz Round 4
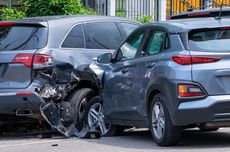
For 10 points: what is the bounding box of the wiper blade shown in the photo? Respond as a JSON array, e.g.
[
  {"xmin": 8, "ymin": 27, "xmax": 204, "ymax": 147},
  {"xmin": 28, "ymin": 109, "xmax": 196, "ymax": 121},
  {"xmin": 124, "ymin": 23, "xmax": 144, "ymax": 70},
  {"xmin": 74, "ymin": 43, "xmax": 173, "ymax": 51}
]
[
  {"xmin": 0, "ymin": 43, "xmax": 10, "ymax": 50},
  {"xmin": 11, "ymin": 28, "xmax": 39, "ymax": 50}
]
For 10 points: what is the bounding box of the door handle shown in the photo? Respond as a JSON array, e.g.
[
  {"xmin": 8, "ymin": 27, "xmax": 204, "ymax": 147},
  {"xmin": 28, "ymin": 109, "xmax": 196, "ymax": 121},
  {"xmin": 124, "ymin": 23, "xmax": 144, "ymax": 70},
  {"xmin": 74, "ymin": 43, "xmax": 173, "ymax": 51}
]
[
  {"xmin": 121, "ymin": 67, "xmax": 129, "ymax": 74},
  {"xmin": 146, "ymin": 63, "xmax": 155, "ymax": 68}
]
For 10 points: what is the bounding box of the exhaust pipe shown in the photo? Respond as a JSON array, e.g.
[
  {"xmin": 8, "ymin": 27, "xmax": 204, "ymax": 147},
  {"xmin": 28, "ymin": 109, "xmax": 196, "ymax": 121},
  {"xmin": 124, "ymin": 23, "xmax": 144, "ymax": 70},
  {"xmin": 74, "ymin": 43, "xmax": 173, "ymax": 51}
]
[
  {"xmin": 200, "ymin": 122, "xmax": 230, "ymax": 129},
  {"xmin": 16, "ymin": 109, "xmax": 33, "ymax": 116}
]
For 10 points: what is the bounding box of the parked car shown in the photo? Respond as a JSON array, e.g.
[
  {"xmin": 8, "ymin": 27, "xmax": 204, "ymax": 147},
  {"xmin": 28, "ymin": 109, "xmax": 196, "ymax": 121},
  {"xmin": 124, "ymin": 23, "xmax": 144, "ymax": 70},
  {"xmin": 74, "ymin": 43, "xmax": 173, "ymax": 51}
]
[
  {"xmin": 171, "ymin": 7, "xmax": 230, "ymax": 20},
  {"xmin": 81, "ymin": 17, "xmax": 230, "ymax": 146},
  {"xmin": 0, "ymin": 15, "xmax": 140, "ymax": 134}
]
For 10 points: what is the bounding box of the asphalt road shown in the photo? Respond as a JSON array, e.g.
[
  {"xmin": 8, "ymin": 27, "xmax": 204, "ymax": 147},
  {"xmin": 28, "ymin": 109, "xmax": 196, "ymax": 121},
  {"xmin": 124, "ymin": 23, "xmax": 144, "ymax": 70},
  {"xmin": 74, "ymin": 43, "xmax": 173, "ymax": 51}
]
[{"xmin": 1, "ymin": 128, "xmax": 230, "ymax": 152}]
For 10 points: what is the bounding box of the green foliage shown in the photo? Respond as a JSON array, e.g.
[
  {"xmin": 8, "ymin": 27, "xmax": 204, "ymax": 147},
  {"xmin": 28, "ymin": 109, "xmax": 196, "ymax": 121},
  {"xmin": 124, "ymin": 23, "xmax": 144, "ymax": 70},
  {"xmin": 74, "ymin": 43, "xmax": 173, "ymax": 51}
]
[
  {"xmin": 134, "ymin": 16, "xmax": 153, "ymax": 24},
  {"xmin": 116, "ymin": 11, "xmax": 126, "ymax": 17},
  {"xmin": 0, "ymin": 7, "xmax": 25, "ymax": 21},
  {"xmin": 22, "ymin": 0, "xmax": 95, "ymax": 17}
]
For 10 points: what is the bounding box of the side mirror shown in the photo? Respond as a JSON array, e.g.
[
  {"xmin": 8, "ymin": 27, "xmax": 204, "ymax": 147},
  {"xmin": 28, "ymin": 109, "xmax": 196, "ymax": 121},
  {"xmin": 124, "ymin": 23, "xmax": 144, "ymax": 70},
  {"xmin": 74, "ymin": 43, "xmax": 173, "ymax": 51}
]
[{"xmin": 97, "ymin": 53, "xmax": 112, "ymax": 64}]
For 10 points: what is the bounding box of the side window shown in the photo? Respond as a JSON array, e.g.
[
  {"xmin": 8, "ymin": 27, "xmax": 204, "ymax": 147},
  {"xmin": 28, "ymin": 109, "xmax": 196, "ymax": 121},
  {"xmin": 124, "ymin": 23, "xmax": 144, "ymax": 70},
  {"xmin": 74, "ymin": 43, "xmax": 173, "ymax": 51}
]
[
  {"xmin": 144, "ymin": 30, "xmax": 166, "ymax": 55},
  {"xmin": 61, "ymin": 24, "xmax": 84, "ymax": 48},
  {"xmin": 84, "ymin": 22, "xmax": 122, "ymax": 50},
  {"xmin": 120, "ymin": 23, "xmax": 139, "ymax": 36},
  {"xmin": 116, "ymin": 29, "xmax": 147, "ymax": 61}
]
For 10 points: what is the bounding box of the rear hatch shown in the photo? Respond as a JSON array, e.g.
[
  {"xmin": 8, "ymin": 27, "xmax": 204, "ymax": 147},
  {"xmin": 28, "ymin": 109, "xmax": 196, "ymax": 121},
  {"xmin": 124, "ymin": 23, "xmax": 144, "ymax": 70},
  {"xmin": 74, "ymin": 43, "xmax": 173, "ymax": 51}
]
[
  {"xmin": 189, "ymin": 27, "xmax": 230, "ymax": 95},
  {"xmin": 0, "ymin": 21, "xmax": 48, "ymax": 89}
]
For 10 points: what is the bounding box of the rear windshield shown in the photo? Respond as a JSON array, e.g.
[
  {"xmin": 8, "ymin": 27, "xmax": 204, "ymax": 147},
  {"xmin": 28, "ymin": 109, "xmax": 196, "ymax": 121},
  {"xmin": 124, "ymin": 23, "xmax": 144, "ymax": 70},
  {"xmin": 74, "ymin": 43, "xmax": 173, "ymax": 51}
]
[
  {"xmin": 0, "ymin": 25, "xmax": 48, "ymax": 51},
  {"xmin": 188, "ymin": 28, "xmax": 230, "ymax": 52}
]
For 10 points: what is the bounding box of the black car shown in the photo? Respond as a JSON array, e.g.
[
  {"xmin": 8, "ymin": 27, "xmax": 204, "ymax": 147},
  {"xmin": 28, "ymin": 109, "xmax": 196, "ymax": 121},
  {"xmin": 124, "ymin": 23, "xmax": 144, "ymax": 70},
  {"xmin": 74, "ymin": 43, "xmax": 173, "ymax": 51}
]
[{"xmin": 0, "ymin": 15, "xmax": 140, "ymax": 134}]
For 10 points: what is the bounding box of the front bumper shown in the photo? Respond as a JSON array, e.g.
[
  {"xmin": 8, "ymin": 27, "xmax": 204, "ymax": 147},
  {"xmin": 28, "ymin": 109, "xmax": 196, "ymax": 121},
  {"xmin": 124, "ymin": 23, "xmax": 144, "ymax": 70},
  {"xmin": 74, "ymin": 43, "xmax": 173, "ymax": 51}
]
[{"xmin": 173, "ymin": 95, "xmax": 230, "ymax": 126}]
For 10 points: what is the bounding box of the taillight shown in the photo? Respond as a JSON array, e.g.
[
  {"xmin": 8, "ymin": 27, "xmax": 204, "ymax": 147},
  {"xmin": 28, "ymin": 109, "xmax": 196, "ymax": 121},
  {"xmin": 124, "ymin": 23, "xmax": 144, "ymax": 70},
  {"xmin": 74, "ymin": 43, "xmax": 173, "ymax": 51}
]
[
  {"xmin": 178, "ymin": 84, "xmax": 205, "ymax": 98},
  {"xmin": 0, "ymin": 21, "xmax": 13, "ymax": 27},
  {"xmin": 172, "ymin": 55, "xmax": 221, "ymax": 65},
  {"xmin": 12, "ymin": 53, "xmax": 33, "ymax": 68},
  {"xmin": 16, "ymin": 92, "xmax": 33, "ymax": 95},
  {"xmin": 13, "ymin": 53, "xmax": 53, "ymax": 69},
  {"xmin": 33, "ymin": 54, "xmax": 54, "ymax": 67}
]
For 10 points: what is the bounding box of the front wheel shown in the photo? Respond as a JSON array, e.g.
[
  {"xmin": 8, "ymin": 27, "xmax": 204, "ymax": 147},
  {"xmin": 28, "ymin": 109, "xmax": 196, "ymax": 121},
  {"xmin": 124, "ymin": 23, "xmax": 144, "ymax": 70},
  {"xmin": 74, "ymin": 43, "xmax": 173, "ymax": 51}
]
[
  {"xmin": 69, "ymin": 88, "xmax": 97, "ymax": 131},
  {"xmin": 149, "ymin": 93, "xmax": 181, "ymax": 146},
  {"xmin": 85, "ymin": 96, "xmax": 124, "ymax": 136}
]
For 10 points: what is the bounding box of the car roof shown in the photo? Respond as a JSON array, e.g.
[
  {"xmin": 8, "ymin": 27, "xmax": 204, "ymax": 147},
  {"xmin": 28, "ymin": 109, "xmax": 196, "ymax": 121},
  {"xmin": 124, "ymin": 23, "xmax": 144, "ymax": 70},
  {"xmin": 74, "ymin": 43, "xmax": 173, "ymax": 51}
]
[
  {"xmin": 142, "ymin": 17, "xmax": 230, "ymax": 33},
  {"xmin": 12, "ymin": 15, "xmax": 139, "ymax": 26},
  {"xmin": 171, "ymin": 7, "xmax": 230, "ymax": 19},
  {"xmin": 8, "ymin": 15, "xmax": 140, "ymax": 48}
]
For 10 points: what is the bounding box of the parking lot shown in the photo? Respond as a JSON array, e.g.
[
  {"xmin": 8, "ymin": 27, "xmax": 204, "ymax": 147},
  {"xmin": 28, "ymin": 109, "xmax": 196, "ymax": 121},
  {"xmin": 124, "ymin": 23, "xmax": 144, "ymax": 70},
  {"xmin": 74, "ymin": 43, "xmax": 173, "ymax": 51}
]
[{"xmin": 1, "ymin": 128, "xmax": 230, "ymax": 152}]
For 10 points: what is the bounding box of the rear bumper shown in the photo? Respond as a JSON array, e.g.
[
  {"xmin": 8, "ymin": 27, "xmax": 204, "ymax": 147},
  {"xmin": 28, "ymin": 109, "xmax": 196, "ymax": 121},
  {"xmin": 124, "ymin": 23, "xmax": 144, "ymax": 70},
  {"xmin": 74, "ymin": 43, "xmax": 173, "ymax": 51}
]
[
  {"xmin": 174, "ymin": 95, "xmax": 230, "ymax": 126},
  {"xmin": 0, "ymin": 87, "xmax": 44, "ymax": 119}
]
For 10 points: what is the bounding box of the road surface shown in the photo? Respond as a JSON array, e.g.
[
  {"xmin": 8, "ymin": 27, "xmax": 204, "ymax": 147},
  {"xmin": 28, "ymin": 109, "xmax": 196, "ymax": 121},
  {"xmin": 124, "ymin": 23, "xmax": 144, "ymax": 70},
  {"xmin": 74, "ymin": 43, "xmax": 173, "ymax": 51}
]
[{"xmin": 1, "ymin": 128, "xmax": 230, "ymax": 152}]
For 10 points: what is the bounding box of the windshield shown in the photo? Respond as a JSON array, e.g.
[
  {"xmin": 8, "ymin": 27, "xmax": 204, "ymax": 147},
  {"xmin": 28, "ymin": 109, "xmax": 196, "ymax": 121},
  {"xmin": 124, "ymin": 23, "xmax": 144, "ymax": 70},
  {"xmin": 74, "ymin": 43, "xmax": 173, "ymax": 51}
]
[
  {"xmin": 188, "ymin": 28, "xmax": 230, "ymax": 52},
  {"xmin": 0, "ymin": 25, "xmax": 48, "ymax": 51}
]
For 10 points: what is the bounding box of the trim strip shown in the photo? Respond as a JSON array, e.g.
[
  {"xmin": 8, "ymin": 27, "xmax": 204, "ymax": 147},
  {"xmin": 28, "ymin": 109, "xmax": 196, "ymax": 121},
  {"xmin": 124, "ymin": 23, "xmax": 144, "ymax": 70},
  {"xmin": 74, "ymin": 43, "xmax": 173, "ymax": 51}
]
[{"xmin": 0, "ymin": 93, "xmax": 16, "ymax": 96}]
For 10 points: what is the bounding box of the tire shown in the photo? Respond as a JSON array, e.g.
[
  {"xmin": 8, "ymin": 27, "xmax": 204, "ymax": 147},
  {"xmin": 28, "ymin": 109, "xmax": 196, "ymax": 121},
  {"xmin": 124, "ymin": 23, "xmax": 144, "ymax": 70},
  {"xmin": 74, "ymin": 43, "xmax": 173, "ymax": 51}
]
[
  {"xmin": 69, "ymin": 88, "xmax": 97, "ymax": 131},
  {"xmin": 149, "ymin": 93, "xmax": 181, "ymax": 146},
  {"xmin": 85, "ymin": 96, "xmax": 124, "ymax": 137}
]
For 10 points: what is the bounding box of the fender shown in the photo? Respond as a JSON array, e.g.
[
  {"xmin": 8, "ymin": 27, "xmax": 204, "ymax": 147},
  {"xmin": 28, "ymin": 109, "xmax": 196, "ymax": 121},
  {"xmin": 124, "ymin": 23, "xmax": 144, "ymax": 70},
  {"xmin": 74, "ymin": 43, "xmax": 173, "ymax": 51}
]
[{"xmin": 145, "ymin": 77, "xmax": 179, "ymax": 124}]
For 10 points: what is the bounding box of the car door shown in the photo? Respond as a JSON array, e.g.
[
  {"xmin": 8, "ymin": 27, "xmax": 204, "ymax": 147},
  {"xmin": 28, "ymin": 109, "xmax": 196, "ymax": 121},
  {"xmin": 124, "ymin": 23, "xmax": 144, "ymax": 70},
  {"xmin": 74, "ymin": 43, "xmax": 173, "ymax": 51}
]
[
  {"xmin": 103, "ymin": 27, "xmax": 148, "ymax": 121},
  {"xmin": 83, "ymin": 21, "xmax": 123, "ymax": 55},
  {"xmin": 59, "ymin": 22, "xmax": 123, "ymax": 66},
  {"xmin": 130, "ymin": 28, "xmax": 169, "ymax": 119}
]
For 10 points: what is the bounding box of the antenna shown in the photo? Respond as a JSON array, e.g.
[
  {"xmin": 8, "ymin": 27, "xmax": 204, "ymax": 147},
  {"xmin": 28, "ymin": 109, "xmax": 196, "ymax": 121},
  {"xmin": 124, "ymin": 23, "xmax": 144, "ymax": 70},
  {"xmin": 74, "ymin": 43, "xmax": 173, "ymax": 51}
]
[{"xmin": 216, "ymin": 2, "xmax": 224, "ymax": 20}]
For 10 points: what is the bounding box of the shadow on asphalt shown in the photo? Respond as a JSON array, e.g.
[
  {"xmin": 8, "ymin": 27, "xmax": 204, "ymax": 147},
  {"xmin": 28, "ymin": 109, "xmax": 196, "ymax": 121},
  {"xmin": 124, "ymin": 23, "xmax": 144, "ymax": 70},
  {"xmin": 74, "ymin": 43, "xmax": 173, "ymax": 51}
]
[{"xmin": 85, "ymin": 129, "xmax": 230, "ymax": 149}]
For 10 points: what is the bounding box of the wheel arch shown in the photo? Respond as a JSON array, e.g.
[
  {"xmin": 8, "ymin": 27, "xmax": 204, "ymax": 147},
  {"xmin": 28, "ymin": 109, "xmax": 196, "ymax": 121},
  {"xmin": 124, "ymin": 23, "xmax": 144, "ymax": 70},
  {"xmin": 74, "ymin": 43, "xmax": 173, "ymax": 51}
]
[
  {"xmin": 64, "ymin": 80, "xmax": 100, "ymax": 101},
  {"xmin": 145, "ymin": 78, "xmax": 178, "ymax": 123},
  {"xmin": 146, "ymin": 86, "xmax": 162, "ymax": 117}
]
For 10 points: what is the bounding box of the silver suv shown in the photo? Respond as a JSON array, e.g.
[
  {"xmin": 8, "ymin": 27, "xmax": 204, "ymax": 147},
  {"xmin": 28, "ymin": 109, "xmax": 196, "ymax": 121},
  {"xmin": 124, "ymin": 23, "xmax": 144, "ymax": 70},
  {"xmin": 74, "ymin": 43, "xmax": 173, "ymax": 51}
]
[
  {"xmin": 83, "ymin": 17, "xmax": 230, "ymax": 146},
  {"xmin": 0, "ymin": 16, "xmax": 140, "ymax": 134}
]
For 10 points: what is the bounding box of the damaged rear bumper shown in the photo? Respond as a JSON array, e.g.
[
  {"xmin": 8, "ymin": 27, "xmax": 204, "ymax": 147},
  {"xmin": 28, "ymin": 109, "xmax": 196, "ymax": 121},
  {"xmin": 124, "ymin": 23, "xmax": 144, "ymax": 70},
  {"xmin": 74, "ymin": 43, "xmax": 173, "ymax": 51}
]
[{"xmin": 0, "ymin": 88, "xmax": 44, "ymax": 118}]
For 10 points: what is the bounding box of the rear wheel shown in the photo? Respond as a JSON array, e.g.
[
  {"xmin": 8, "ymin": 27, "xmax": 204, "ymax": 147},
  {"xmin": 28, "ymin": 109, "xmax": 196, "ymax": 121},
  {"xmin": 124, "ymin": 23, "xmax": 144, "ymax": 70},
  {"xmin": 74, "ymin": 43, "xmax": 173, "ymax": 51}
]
[
  {"xmin": 70, "ymin": 88, "xmax": 97, "ymax": 131},
  {"xmin": 85, "ymin": 96, "xmax": 124, "ymax": 136},
  {"xmin": 149, "ymin": 93, "xmax": 181, "ymax": 146}
]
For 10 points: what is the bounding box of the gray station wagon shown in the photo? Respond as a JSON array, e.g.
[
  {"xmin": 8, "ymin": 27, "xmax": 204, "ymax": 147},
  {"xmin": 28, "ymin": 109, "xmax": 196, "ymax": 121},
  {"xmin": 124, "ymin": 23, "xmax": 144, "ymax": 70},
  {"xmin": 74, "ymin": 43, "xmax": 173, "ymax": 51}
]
[{"xmin": 0, "ymin": 15, "xmax": 140, "ymax": 134}]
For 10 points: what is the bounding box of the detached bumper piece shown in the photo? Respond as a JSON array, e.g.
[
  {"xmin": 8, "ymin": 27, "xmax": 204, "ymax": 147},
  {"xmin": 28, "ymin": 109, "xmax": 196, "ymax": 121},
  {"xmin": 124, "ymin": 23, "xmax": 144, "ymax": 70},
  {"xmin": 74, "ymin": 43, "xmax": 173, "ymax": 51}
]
[{"xmin": 40, "ymin": 102, "xmax": 101, "ymax": 139}]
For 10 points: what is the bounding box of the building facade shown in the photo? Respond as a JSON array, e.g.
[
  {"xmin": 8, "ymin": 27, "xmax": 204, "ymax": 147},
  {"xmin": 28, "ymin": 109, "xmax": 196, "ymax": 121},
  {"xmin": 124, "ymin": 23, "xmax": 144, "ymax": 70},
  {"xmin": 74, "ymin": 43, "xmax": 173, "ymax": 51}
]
[
  {"xmin": 0, "ymin": 0, "xmax": 21, "ymax": 7},
  {"xmin": 83, "ymin": 0, "xmax": 230, "ymax": 21}
]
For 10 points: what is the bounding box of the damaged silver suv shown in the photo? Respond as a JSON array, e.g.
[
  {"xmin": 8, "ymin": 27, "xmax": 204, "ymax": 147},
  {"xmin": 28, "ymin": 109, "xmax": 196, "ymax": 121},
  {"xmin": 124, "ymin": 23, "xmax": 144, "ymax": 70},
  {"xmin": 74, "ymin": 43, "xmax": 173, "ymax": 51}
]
[{"xmin": 0, "ymin": 16, "xmax": 140, "ymax": 134}]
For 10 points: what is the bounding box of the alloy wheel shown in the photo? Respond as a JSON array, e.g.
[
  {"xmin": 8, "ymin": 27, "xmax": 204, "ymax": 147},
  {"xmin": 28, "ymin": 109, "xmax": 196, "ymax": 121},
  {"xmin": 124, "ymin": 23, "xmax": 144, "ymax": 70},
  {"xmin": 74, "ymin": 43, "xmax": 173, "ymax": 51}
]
[
  {"xmin": 88, "ymin": 103, "xmax": 111, "ymax": 135},
  {"xmin": 152, "ymin": 101, "xmax": 165, "ymax": 139}
]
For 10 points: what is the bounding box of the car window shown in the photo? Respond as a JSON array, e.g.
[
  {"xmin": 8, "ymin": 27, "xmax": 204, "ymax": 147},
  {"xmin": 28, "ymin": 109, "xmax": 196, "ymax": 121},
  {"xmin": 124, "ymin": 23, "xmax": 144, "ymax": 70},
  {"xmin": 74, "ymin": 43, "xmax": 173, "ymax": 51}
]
[
  {"xmin": 189, "ymin": 28, "xmax": 230, "ymax": 52},
  {"xmin": 144, "ymin": 30, "xmax": 165, "ymax": 55},
  {"xmin": 61, "ymin": 24, "xmax": 84, "ymax": 48},
  {"xmin": 0, "ymin": 25, "xmax": 47, "ymax": 51},
  {"xmin": 120, "ymin": 23, "xmax": 139, "ymax": 36},
  {"xmin": 116, "ymin": 29, "xmax": 147, "ymax": 61},
  {"xmin": 84, "ymin": 22, "xmax": 122, "ymax": 50}
]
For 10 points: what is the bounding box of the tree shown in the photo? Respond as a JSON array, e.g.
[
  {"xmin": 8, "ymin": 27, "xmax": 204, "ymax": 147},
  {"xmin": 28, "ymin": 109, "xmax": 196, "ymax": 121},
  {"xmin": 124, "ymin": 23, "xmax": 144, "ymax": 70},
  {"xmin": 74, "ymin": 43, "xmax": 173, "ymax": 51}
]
[
  {"xmin": 0, "ymin": 7, "xmax": 25, "ymax": 20},
  {"xmin": 22, "ymin": 0, "xmax": 95, "ymax": 17}
]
